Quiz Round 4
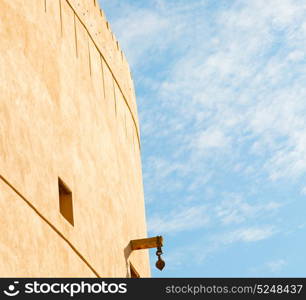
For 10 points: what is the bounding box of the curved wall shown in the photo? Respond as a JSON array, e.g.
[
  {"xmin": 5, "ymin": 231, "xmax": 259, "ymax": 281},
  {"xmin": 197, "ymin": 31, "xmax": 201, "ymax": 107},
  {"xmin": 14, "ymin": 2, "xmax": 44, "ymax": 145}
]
[{"xmin": 0, "ymin": 0, "xmax": 149, "ymax": 277}]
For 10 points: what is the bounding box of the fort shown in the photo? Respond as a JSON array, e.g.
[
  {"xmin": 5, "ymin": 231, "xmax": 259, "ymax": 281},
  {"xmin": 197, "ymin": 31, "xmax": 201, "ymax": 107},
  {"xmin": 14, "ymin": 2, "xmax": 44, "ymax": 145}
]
[{"xmin": 0, "ymin": 0, "xmax": 150, "ymax": 277}]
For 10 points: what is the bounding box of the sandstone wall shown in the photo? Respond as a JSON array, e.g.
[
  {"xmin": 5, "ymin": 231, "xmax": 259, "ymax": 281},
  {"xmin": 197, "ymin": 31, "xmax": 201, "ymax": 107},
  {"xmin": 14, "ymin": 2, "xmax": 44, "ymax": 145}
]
[{"xmin": 0, "ymin": 0, "xmax": 149, "ymax": 277}]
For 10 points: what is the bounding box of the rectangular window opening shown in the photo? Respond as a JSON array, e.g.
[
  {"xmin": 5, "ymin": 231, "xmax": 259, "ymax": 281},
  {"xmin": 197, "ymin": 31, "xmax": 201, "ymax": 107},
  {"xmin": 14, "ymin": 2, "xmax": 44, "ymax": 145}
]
[{"xmin": 58, "ymin": 177, "xmax": 74, "ymax": 226}]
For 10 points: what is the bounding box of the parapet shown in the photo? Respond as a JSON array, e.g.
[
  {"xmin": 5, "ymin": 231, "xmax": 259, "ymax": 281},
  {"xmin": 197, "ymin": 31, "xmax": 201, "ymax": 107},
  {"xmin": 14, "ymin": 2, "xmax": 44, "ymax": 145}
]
[{"xmin": 66, "ymin": 0, "xmax": 139, "ymax": 134}]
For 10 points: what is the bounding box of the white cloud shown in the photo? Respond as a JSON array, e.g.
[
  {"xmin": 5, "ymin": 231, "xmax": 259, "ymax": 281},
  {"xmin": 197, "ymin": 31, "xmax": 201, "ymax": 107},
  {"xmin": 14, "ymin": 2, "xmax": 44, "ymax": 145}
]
[
  {"xmin": 250, "ymin": 258, "xmax": 287, "ymax": 274},
  {"xmin": 103, "ymin": 0, "xmax": 306, "ymax": 275},
  {"xmin": 193, "ymin": 128, "xmax": 230, "ymax": 151},
  {"xmin": 150, "ymin": 0, "xmax": 306, "ymax": 182},
  {"xmin": 148, "ymin": 205, "xmax": 210, "ymax": 234},
  {"xmin": 110, "ymin": 9, "xmax": 169, "ymax": 68},
  {"xmin": 224, "ymin": 226, "xmax": 277, "ymax": 243},
  {"xmin": 287, "ymin": 50, "xmax": 305, "ymax": 62},
  {"xmin": 300, "ymin": 186, "xmax": 306, "ymax": 195},
  {"xmin": 148, "ymin": 190, "xmax": 282, "ymax": 235},
  {"xmin": 142, "ymin": 157, "xmax": 188, "ymax": 201},
  {"xmin": 266, "ymin": 259, "xmax": 287, "ymax": 273},
  {"xmin": 105, "ymin": 1, "xmax": 306, "ymax": 184},
  {"xmin": 162, "ymin": 225, "xmax": 277, "ymax": 269},
  {"xmin": 144, "ymin": 157, "xmax": 185, "ymax": 180},
  {"xmin": 215, "ymin": 194, "xmax": 283, "ymax": 225}
]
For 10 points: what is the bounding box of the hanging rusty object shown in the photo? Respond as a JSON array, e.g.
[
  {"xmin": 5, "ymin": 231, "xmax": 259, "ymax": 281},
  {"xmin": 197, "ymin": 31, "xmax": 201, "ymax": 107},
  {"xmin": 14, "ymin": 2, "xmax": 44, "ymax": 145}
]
[{"xmin": 130, "ymin": 235, "xmax": 165, "ymax": 271}]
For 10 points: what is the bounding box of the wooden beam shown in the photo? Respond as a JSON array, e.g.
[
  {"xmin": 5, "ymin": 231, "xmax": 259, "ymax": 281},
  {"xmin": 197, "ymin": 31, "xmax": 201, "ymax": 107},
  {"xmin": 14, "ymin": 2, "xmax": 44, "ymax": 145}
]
[{"xmin": 130, "ymin": 236, "xmax": 163, "ymax": 251}]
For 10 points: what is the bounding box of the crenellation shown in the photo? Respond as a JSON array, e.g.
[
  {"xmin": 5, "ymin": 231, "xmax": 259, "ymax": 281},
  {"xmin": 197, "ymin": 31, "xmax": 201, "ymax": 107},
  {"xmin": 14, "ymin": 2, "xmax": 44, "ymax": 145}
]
[{"xmin": 66, "ymin": 0, "xmax": 138, "ymax": 125}]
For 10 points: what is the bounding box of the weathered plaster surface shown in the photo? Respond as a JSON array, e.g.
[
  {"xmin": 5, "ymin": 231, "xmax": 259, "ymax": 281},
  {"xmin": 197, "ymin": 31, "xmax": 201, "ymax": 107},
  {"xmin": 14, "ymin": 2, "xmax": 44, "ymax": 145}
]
[{"xmin": 0, "ymin": 0, "xmax": 150, "ymax": 277}]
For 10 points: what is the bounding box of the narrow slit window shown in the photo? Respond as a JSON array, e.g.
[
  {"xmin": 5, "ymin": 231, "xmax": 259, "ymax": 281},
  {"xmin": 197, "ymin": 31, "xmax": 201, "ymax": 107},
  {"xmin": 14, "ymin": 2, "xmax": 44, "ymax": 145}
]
[{"xmin": 58, "ymin": 177, "xmax": 74, "ymax": 226}]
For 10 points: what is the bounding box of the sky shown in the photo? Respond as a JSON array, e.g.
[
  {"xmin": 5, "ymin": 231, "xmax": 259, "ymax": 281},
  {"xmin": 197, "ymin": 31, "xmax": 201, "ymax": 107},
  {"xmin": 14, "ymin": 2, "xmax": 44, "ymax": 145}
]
[{"xmin": 101, "ymin": 0, "xmax": 306, "ymax": 277}]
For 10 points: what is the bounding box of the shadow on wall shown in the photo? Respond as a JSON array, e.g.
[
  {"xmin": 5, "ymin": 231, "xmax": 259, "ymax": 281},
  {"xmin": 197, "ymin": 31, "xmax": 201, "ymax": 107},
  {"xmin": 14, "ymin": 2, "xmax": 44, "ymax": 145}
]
[{"xmin": 124, "ymin": 242, "xmax": 132, "ymax": 277}]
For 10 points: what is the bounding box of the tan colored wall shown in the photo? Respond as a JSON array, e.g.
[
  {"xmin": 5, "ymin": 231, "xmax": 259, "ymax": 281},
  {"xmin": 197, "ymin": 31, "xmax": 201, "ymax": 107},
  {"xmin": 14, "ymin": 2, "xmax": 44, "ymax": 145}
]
[{"xmin": 0, "ymin": 0, "xmax": 150, "ymax": 277}]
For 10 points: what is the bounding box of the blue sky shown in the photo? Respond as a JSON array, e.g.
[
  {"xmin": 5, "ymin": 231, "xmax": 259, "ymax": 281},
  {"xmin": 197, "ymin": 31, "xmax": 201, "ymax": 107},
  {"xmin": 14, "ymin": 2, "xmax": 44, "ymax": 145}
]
[{"xmin": 101, "ymin": 0, "xmax": 306, "ymax": 277}]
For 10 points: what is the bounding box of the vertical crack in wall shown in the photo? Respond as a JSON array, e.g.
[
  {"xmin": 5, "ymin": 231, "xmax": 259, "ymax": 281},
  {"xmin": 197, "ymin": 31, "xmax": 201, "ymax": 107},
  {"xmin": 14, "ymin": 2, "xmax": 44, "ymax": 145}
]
[
  {"xmin": 65, "ymin": 0, "xmax": 141, "ymax": 149},
  {"xmin": 100, "ymin": 55, "xmax": 106, "ymax": 100},
  {"xmin": 113, "ymin": 80, "xmax": 117, "ymax": 117},
  {"xmin": 88, "ymin": 39, "xmax": 92, "ymax": 77},
  {"xmin": 125, "ymin": 113, "xmax": 127, "ymax": 138},
  {"xmin": 59, "ymin": 0, "xmax": 63, "ymax": 36},
  {"xmin": 74, "ymin": 13, "xmax": 78, "ymax": 57}
]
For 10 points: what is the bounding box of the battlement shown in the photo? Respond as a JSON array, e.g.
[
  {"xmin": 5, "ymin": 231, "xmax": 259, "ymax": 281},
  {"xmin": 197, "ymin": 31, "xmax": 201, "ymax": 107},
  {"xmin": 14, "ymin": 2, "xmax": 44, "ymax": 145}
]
[{"xmin": 66, "ymin": 0, "xmax": 139, "ymax": 135}]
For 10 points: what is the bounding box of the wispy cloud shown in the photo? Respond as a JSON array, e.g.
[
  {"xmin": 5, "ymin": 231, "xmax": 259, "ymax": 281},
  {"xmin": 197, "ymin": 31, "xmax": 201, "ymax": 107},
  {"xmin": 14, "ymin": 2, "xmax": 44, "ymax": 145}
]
[
  {"xmin": 148, "ymin": 192, "xmax": 282, "ymax": 235},
  {"xmin": 102, "ymin": 0, "xmax": 306, "ymax": 276},
  {"xmin": 163, "ymin": 225, "xmax": 278, "ymax": 270},
  {"xmin": 301, "ymin": 186, "xmax": 306, "ymax": 195},
  {"xmin": 192, "ymin": 128, "xmax": 231, "ymax": 152},
  {"xmin": 223, "ymin": 226, "xmax": 277, "ymax": 243},
  {"xmin": 148, "ymin": 205, "xmax": 210, "ymax": 234},
  {"xmin": 105, "ymin": 0, "xmax": 306, "ymax": 181},
  {"xmin": 250, "ymin": 258, "xmax": 287, "ymax": 275},
  {"xmin": 215, "ymin": 194, "xmax": 282, "ymax": 225},
  {"xmin": 109, "ymin": 8, "xmax": 170, "ymax": 68},
  {"xmin": 266, "ymin": 259, "xmax": 287, "ymax": 273}
]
